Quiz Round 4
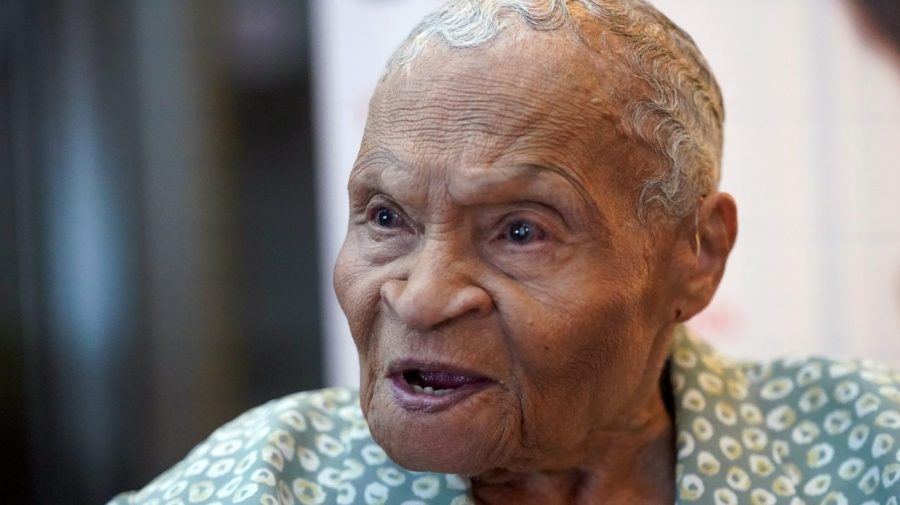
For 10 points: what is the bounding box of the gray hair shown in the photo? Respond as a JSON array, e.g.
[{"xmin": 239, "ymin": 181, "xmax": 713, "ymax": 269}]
[{"xmin": 384, "ymin": 0, "xmax": 724, "ymax": 220}]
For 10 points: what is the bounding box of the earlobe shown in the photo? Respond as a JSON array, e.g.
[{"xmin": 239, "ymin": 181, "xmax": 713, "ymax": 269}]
[{"xmin": 674, "ymin": 192, "xmax": 738, "ymax": 322}]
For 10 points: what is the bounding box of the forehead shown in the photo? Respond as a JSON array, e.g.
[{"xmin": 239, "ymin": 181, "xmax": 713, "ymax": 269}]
[{"xmin": 358, "ymin": 26, "xmax": 660, "ymax": 206}]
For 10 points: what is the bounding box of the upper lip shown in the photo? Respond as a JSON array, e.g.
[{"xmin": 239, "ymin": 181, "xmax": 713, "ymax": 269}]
[{"xmin": 386, "ymin": 358, "xmax": 495, "ymax": 382}]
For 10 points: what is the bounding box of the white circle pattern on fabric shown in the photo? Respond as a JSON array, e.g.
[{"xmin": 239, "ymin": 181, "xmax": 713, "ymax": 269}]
[
  {"xmin": 107, "ymin": 389, "xmax": 475, "ymax": 504},
  {"xmin": 674, "ymin": 329, "xmax": 900, "ymax": 504}
]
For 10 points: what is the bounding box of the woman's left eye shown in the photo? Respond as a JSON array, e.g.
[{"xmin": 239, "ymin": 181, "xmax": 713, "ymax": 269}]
[{"xmin": 503, "ymin": 220, "xmax": 545, "ymax": 245}]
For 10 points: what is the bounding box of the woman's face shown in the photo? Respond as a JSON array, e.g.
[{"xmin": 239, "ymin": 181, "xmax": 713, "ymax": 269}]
[{"xmin": 333, "ymin": 31, "xmax": 687, "ymax": 475}]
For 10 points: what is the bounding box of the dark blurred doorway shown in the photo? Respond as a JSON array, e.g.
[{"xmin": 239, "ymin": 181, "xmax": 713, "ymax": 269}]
[{"xmin": 2, "ymin": 1, "xmax": 324, "ymax": 503}]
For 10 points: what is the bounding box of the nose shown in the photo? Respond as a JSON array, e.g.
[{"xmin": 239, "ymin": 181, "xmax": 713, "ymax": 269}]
[{"xmin": 381, "ymin": 245, "xmax": 493, "ymax": 331}]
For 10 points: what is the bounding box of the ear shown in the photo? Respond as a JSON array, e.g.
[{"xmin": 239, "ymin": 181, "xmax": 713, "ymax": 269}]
[{"xmin": 672, "ymin": 191, "xmax": 738, "ymax": 322}]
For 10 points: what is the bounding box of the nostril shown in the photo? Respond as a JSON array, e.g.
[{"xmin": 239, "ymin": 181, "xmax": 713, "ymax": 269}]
[{"xmin": 380, "ymin": 279, "xmax": 406, "ymax": 314}]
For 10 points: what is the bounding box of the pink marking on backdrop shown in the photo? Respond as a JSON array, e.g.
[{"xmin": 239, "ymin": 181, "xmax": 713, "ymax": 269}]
[{"xmin": 689, "ymin": 298, "xmax": 746, "ymax": 344}]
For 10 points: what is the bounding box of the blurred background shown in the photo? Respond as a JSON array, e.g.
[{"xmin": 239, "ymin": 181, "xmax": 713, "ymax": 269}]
[{"xmin": 1, "ymin": 0, "xmax": 899, "ymax": 503}]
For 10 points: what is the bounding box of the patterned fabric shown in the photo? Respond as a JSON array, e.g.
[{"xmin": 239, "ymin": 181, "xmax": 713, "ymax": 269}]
[
  {"xmin": 108, "ymin": 387, "xmax": 472, "ymax": 505},
  {"xmin": 109, "ymin": 329, "xmax": 900, "ymax": 504},
  {"xmin": 673, "ymin": 330, "xmax": 900, "ymax": 504}
]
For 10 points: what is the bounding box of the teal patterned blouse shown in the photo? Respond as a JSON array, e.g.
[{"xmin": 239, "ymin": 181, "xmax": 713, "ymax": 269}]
[{"xmin": 109, "ymin": 329, "xmax": 900, "ymax": 504}]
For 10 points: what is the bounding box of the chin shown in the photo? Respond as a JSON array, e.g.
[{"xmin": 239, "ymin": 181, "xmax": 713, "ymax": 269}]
[
  {"xmin": 373, "ymin": 427, "xmax": 499, "ymax": 476},
  {"xmin": 363, "ymin": 382, "xmax": 515, "ymax": 475}
]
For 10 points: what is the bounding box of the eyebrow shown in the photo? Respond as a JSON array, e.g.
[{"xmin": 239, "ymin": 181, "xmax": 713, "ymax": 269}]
[
  {"xmin": 448, "ymin": 163, "xmax": 606, "ymax": 230},
  {"xmin": 347, "ymin": 147, "xmax": 418, "ymax": 208},
  {"xmin": 350, "ymin": 147, "xmax": 407, "ymax": 178},
  {"xmin": 448, "ymin": 163, "xmax": 584, "ymax": 201}
]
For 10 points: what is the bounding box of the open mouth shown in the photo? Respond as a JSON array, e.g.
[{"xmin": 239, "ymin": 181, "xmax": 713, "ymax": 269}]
[{"xmin": 400, "ymin": 369, "xmax": 489, "ymax": 397}]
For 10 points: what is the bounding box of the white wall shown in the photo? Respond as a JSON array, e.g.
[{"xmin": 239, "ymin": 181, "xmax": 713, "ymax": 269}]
[
  {"xmin": 312, "ymin": 0, "xmax": 900, "ymax": 387},
  {"xmin": 654, "ymin": 0, "xmax": 900, "ymax": 364}
]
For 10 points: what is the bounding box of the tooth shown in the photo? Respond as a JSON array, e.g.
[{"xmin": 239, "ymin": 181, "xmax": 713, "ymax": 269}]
[{"xmin": 409, "ymin": 383, "xmax": 456, "ymax": 396}]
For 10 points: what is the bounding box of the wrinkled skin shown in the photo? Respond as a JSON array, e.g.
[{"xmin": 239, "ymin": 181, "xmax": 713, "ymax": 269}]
[{"xmin": 333, "ymin": 25, "xmax": 736, "ymax": 505}]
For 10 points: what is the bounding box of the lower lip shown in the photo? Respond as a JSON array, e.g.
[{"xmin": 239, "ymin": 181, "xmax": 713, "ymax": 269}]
[{"xmin": 389, "ymin": 374, "xmax": 493, "ymax": 413}]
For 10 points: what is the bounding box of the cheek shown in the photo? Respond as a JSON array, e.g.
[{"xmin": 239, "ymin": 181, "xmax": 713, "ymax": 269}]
[
  {"xmin": 520, "ymin": 299, "xmax": 628, "ymax": 382},
  {"xmin": 333, "ymin": 237, "xmax": 384, "ymax": 354},
  {"xmin": 334, "ymin": 239, "xmax": 391, "ymax": 415},
  {"xmin": 510, "ymin": 286, "xmax": 650, "ymax": 412}
]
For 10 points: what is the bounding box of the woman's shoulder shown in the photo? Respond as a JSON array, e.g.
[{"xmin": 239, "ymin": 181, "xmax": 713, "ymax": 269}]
[
  {"xmin": 671, "ymin": 328, "xmax": 900, "ymax": 502},
  {"xmin": 108, "ymin": 387, "xmax": 473, "ymax": 504}
]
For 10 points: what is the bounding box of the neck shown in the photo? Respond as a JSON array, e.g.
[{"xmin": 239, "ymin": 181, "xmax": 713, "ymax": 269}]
[
  {"xmin": 472, "ymin": 418, "xmax": 674, "ymax": 505},
  {"xmin": 472, "ymin": 362, "xmax": 676, "ymax": 505}
]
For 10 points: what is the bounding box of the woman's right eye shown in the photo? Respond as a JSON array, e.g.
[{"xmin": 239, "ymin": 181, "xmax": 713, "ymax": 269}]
[{"xmin": 371, "ymin": 206, "xmax": 401, "ymax": 228}]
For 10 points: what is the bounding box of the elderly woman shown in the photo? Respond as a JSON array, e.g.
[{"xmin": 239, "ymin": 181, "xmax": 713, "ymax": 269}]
[{"xmin": 110, "ymin": 1, "xmax": 900, "ymax": 504}]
